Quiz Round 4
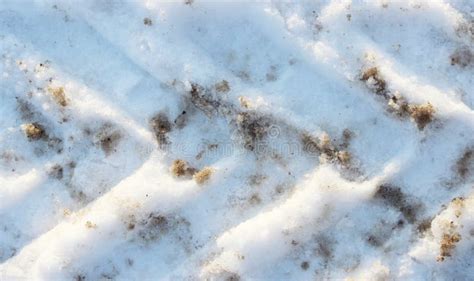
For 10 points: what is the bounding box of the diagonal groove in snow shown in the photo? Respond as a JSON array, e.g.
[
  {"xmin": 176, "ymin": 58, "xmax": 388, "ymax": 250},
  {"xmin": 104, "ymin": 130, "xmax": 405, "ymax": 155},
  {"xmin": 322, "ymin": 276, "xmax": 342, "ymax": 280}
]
[
  {"xmin": 0, "ymin": 32, "xmax": 158, "ymax": 265},
  {"xmin": 0, "ymin": 153, "xmax": 198, "ymax": 276}
]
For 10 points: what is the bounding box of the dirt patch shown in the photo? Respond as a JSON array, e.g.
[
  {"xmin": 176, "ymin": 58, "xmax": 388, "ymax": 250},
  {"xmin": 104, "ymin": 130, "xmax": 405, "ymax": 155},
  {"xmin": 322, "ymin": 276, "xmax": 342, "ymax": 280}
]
[
  {"xmin": 248, "ymin": 174, "xmax": 267, "ymax": 186},
  {"xmin": 236, "ymin": 70, "xmax": 251, "ymax": 82},
  {"xmin": 300, "ymin": 131, "xmax": 353, "ymax": 167},
  {"xmin": 236, "ymin": 111, "xmax": 272, "ymax": 151},
  {"xmin": 70, "ymin": 190, "xmax": 89, "ymax": 204},
  {"xmin": 450, "ymin": 46, "xmax": 473, "ymax": 67},
  {"xmin": 387, "ymin": 93, "xmax": 411, "ymax": 118},
  {"xmin": 47, "ymin": 86, "xmax": 67, "ymax": 107},
  {"xmin": 150, "ymin": 112, "xmax": 172, "ymax": 148},
  {"xmin": 360, "ymin": 67, "xmax": 436, "ymax": 130},
  {"xmin": 318, "ymin": 132, "xmax": 332, "ymax": 151},
  {"xmin": 48, "ymin": 164, "xmax": 63, "ymax": 180},
  {"xmin": 143, "ymin": 17, "xmax": 153, "ymax": 26},
  {"xmin": 360, "ymin": 67, "xmax": 387, "ymax": 96},
  {"xmin": 437, "ymin": 198, "xmax": 466, "ymax": 261},
  {"xmin": 336, "ymin": 150, "xmax": 351, "ymax": 166},
  {"xmin": 137, "ymin": 213, "xmax": 170, "ymax": 242},
  {"xmin": 129, "ymin": 212, "xmax": 191, "ymax": 243},
  {"xmin": 47, "ymin": 137, "xmax": 63, "ymax": 154},
  {"xmin": 18, "ymin": 101, "xmax": 64, "ymax": 153},
  {"xmin": 171, "ymin": 159, "xmax": 187, "ymax": 177},
  {"xmin": 215, "ymin": 80, "xmax": 230, "ymax": 93},
  {"xmin": 366, "ymin": 220, "xmax": 403, "ymax": 248},
  {"xmin": 367, "ymin": 234, "xmax": 383, "ymax": 247},
  {"xmin": 209, "ymin": 271, "xmax": 240, "ymax": 281},
  {"xmin": 74, "ymin": 274, "xmax": 86, "ymax": 281},
  {"xmin": 456, "ymin": 20, "xmax": 474, "ymax": 41},
  {"xmin": 416, "ymin": 217, "xmax": 433, "ymax": 235},
  {"xmin": 301, "ymin": 132, "xmax": 320, "ymax": 154},
  {"xmin": 248, "ymin": 193, "xmax": 262, "ymax": 205},
  {"xmin": 266, "ymin": 65, "xmax": 278, "ymax": 82},
  {"xmin": 96, "ymin": 125, "xmax": 122, "ymax": 155},
  {"xmin": 193, "ymin": 167, "xmax": 213, "ymax": 184},
  {"xmin": 238, "ymin": 96, "xmax": 251, "ymax": 109},
  {"xmin": 451, "ymin": 196, "xmax": 465, "ymax": 218},
  {"xmin": 188, "ymin": 83, "xmax": 222, "ymax": 116},
  {"xmin": 315, "ymin": 132, "xmax": 334, "ymax": 157},
  {"xmin": 456, "ymin": 148, "xmax": 473, "ymax": 179},
  {"xmin": 16, "ymin": 99, "xmax": 35, "ymax": 120},
  {"xmin": 22, "ymin": 122, "xmax": 45, "ymax": 140},
  {"xmin": 300, "ymin": 261, "xmax": 310, "ymax": 270},
  {"xmin": 399, "ymin": 204, "xmax": 421, "ymax": 224},
  {"xmin": 438, "ymin": 232, "xmax": 461, "ymax": 261},
  {"xmin": 313, "ymin": 234, "xmax": 334, "ymax": 262},
  {"xmin": 0, "ymin": 151, "xmax": 21, "ymax": 166},
  {"xmin": 195, "ymin": 143, "xmax": 219, "ymax": 160},
  {"xmin": 340, "ymin": 128, "xmax": 354, "ymax": 149},
  {"xmin": 170, "ymin": 159, "xmax": 196, "ymax": 178},
  {"xmin": 169, "ymin": 159, "xmax": 213, "ymax": 184},
  {"xmin": 85, "ymin": 221, "xmax": 97, "ymax": 229},
  {"xmin": 374, "ymin": 184, "xmax": 422, "ymax": 223},
  {"xmin": 409, "ymin": 103, "xmax": 435, "ymax": 130},
  {"xmin": 390, "ymin": 96, "xmax": 435, "ymax": 130}
]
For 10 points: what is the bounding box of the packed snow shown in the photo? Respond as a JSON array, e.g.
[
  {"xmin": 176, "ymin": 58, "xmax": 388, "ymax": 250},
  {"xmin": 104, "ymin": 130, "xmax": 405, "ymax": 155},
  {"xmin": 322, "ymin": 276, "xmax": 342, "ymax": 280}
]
[{"xmin": 0, "ymin": 0, "xmax": 474, "ymax": 280}]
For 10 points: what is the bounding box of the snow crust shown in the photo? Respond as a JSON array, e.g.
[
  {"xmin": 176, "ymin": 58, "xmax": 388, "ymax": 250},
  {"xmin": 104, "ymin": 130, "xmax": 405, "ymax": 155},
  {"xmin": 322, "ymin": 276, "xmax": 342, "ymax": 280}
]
[{"xmin": 1, "ymin": 0, "xmax": 474, "ymax": 280}]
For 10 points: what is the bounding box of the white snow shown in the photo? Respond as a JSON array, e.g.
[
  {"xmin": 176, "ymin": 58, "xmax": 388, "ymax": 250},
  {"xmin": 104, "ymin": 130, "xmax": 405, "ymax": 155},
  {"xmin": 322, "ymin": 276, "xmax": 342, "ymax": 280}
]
[{"xmin": 0, "ymin": 0, "xmax": 473, "ymax": 280}]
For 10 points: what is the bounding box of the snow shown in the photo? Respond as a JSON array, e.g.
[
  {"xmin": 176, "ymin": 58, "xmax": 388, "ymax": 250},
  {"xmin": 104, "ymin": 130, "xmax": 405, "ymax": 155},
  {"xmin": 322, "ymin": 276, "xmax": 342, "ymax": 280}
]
[{"xmin": 0, "ymin": 0, "xmax": 473, "ymax": 280}]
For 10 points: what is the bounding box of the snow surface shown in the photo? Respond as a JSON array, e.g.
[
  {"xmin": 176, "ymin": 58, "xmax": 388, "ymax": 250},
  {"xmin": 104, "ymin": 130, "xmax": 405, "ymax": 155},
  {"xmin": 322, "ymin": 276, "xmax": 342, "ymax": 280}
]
[{"xmin": 0, "ymin": 0, "xmax": 474, "ymax": 280}]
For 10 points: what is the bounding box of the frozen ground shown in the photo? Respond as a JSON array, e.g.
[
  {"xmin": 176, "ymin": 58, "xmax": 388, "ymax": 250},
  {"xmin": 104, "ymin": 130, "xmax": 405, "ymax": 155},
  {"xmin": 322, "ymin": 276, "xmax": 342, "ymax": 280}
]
[{"xmin": 0, "ymin": 0, "xmax": 474, "ymax": 280}]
